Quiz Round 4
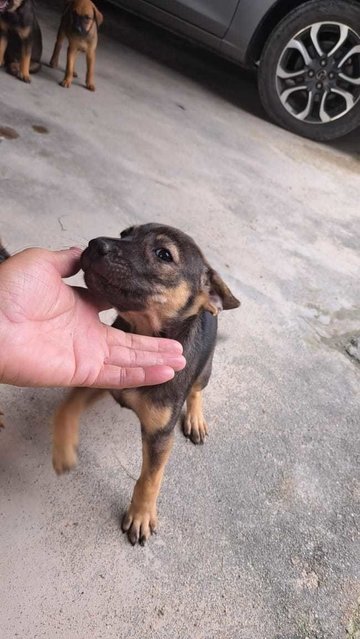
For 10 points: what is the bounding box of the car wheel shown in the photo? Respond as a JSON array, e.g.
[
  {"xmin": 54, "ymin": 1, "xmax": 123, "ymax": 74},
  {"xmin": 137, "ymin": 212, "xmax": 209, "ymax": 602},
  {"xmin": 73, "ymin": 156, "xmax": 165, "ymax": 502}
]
[{"xmin": 258, "ymin": 0, "xmax": 360, "ymax": 141}]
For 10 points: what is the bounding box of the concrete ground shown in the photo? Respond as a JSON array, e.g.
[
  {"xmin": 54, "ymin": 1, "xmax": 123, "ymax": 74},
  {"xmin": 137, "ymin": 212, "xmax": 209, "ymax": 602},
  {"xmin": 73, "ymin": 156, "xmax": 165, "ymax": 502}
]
[{"xmin": 1, "ymin": 2, "xmax": 360, "ymax": 638}]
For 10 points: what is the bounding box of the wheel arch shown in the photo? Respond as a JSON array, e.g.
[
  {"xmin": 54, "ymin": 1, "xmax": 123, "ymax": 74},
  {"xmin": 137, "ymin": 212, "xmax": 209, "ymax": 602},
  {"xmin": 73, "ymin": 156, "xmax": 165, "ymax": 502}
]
[{"xmin": 246, "ymin": 0, "xmax": 330, "ymax": 65}]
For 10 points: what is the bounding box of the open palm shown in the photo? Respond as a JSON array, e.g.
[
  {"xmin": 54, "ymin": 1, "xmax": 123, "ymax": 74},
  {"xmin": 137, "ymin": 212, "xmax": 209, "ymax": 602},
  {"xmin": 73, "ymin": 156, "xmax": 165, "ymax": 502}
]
[{"xmin": 0, "ymin": 247, "xmax": 185, "ymax": 388}]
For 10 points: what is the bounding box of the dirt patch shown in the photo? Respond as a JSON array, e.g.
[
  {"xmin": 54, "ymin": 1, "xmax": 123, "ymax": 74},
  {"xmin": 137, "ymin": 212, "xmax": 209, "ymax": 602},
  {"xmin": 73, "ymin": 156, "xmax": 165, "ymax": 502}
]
[
  {"xmin": 0, "ymin": 126, "xmax": 19, "ymax": 140},
  {"xmin": 32, "ymin": 125, "xmax": 49, "ymax": 134}
]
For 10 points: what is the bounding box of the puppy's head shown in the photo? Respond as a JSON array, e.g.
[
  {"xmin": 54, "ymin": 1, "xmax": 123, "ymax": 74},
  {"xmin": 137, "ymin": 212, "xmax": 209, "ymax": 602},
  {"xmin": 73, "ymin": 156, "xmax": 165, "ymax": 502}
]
[
  {"xmin": 81, "ymin": 223, "xmax": 240, "ymax": 333},
  {"xmin": 69, "ymin": 0, "xmax": 103, "ymax": 36},
  {"xmin": 0, "ymin": 0, "xmax": 10, "ymax": 13}
]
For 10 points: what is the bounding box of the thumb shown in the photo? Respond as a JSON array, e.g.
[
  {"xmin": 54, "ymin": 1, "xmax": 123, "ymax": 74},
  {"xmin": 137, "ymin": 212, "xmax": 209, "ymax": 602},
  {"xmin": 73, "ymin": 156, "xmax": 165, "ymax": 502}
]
[{"xmin": 48, "ymin": 247, "xmax": 83, "ymax": 278}]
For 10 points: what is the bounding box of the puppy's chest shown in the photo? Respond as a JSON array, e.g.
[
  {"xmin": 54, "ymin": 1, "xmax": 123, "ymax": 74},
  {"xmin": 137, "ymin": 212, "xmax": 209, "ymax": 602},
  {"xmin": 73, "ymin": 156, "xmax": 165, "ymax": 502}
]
[
  {"xmin": 1, "ymin": 11, "xmax": 26, "ymax": 29},
  {"xmin": 109, "ymin": 312, "xmax": 218, "ymax": 424}
]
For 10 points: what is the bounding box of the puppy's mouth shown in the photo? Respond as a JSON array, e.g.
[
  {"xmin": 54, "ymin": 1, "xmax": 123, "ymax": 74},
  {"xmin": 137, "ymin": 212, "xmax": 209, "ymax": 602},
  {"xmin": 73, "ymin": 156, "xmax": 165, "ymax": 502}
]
[
  {"xmin": 81, "ymin": 247, "xmax": 146, "ymax": 312},
  {"xmin": 0, "ymin": 0, "xmax": 10, "ymax": 13}
]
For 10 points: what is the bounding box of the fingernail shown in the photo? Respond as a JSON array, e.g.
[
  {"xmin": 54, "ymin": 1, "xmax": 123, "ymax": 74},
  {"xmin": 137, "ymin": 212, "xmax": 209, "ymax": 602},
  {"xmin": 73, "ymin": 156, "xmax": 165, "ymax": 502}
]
[
  {"xmin": 162, "ymin": 339, "xmax": 183, "ymax": 355},
  {"xmin": 166, "ymin": 355, "xmax": 186, "ymax": 370},
  {"xmin": 162, "ymin": 367, "xmax": 175, "ymax": 381}
]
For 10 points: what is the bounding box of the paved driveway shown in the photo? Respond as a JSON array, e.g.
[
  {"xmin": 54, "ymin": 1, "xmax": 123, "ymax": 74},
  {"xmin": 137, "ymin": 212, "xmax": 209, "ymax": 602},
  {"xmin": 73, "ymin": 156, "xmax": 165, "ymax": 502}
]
[{"xmin": 1, "ymin": 2, "xmax": 359, "ymax": 638}]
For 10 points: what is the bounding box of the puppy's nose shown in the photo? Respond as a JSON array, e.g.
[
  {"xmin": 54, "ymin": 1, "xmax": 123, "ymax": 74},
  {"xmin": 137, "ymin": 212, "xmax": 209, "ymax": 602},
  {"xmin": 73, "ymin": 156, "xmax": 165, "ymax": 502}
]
[{"xmin": 88, "ymin": 237, "xmax": 112, "ymax": 257}]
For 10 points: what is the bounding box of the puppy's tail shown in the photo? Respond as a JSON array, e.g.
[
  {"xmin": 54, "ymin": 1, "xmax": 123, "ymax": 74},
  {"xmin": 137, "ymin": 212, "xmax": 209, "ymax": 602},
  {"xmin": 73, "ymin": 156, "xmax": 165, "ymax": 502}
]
[{"xmin": 0, "ymin": 239, "xmax": 10, "ymax": 263}]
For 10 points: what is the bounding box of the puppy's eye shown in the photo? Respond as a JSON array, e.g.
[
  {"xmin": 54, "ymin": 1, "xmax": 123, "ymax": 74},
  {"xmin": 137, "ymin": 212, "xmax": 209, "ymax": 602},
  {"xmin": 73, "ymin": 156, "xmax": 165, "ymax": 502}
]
[{"xmin": 155, "ymin": 248, "xmax": 173, "ymax": 263}]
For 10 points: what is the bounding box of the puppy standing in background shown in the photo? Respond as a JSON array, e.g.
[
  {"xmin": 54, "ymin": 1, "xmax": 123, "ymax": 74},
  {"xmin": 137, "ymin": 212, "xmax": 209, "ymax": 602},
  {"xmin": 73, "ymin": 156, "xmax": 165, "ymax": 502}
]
[
  {"xmin": 0, "ymin": 0, "xmax": 42, "ymax": 83},
  {"xmin": 50, "ymin": 0, "xmax": 103, "ymax": 92}
]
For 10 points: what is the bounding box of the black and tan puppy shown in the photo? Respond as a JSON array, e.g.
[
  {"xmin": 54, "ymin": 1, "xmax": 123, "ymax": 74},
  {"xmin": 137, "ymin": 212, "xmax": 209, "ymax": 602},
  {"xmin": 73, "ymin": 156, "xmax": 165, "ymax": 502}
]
[
  {"xmin": 50, "ymin": 0, "xmax": 103, "ymax": 91},
  {"xmin": 0, "ymin": 0, "xmax": 42, "ymax": 83},
  {"xmin": 53, "ymin": 224, "xmax": 240, "ymax": 545}
]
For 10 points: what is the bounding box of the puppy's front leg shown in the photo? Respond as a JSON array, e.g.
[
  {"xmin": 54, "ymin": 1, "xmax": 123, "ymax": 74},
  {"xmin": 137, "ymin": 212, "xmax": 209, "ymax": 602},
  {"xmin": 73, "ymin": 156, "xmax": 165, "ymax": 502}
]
[
  {"xmin": 121, "ymin": 393, "xmax": 174, "ymax": 545},
  {"xmin": 85, "ymin": 48, "xmax": 96, "ymax": 91},
  {"xmin": 122, "ymin": 429, "xmax": 174, "ymax": 545},
  {"xmin": 0, "ymin": 32, "xmax": 8, "ymax": 67},
  {"xmin": 15, "ymin": 27, "xmax": 33, "ymax": 83},
  {"xmin": 53, "ymin": 388, "xmax": 105, "ymax": 473},
  {"xmin": 183, "ymin": 383, "xmax": 208, "ymax": 444},
  {"xmin": 60, "ymin": 45, "xmax": 77, "ymax": 88}
]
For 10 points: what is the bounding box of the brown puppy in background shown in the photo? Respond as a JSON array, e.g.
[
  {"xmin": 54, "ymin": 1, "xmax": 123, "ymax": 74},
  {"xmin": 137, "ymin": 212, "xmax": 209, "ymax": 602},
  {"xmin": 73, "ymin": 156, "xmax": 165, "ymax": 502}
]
[
  {"xmin": 0, "ymin": 0, "xmax": 42, "ymax": 83},
  {"xmin": 52, "ymin": 224, "xmax": 240, "ymax": 545},
  {"xmin": 50, "ymin": 0, "xmax": 103, "ymax": 91}
]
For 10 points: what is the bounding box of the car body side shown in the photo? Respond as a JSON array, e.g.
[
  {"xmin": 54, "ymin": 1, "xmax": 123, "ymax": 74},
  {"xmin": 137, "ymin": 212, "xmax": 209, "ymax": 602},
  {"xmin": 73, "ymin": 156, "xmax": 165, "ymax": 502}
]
[{"xmin": 107, "ymin": 0, "xmax": 333, "ymax": 67}]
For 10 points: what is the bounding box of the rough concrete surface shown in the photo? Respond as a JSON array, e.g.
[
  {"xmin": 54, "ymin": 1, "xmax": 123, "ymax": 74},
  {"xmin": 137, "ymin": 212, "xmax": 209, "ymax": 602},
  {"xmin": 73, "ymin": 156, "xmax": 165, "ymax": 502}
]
[{"xmin": 1, "ymin": 2, "xmax": 360, "ymax": 638}]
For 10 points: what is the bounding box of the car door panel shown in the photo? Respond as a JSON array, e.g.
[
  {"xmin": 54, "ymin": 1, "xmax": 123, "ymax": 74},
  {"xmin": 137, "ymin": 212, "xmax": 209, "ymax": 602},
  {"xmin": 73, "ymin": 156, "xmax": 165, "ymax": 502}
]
[
  {"xmin": 131, "ymin": 0, "xmax": 240, "ymax": 37},
  {"xmin": 112, "ymin": 0, "xmax": 227, "ymax": 49}
]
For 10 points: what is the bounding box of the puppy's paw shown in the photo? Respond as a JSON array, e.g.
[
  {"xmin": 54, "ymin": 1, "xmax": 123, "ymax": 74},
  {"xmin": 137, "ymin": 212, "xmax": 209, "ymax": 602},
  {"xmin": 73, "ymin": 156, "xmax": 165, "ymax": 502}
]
[
  {"xmin": 183, "ymin": 411, "xmax": 208, "ymax": 445},
  {"xmin": 86, "ymin": 83, "xmax": 96, "ymax": 92},
  {"xmin": 121, "ymin": 503, "xmax": 157, "ymax": 546},
  {"xmin": 17, "ymin": 72, "xmax": 31, "ymax": 83},
  {"xmin": 59, "ymin": 78, "xmax": 72, "ymax": 88},
  {"xmin": 49, "ymin": 59, "xmax": 58, "ymax": 68},
  {"xmin": 52, "ymin": 443, "xmax": 77, "ymax": 474}
]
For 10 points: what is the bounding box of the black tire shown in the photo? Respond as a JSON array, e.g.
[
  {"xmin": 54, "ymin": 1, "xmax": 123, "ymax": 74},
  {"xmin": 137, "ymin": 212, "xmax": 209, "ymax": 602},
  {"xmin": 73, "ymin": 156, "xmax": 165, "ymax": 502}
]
[{"xmin": 258, "ymin": 0, "xmax": 360, "ymax": 141}]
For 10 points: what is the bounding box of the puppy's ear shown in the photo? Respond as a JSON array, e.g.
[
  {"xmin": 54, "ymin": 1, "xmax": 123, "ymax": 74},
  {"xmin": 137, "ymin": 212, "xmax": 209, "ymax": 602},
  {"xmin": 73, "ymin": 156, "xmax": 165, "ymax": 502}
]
[
  {"xmin": 93, "ymin": 4, "xmax": 103, "ymax": 26},
  {"xmin": 120, "ymin": 226, "xmax": 136, "ymax": 238},
  {"xmin": 203, "ymin": 268, "xmax": 240, "ymax": 315},
  {"xmin": 62, "ymin": 1, "xmax": 72, "ymax": 16}
]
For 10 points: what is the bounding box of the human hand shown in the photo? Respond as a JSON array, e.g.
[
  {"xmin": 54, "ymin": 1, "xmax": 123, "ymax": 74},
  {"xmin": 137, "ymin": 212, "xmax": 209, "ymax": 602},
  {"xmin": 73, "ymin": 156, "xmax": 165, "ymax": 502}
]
[{"xmin": 0, "ymin": 247, "xmax": 185, "ymax": 388}]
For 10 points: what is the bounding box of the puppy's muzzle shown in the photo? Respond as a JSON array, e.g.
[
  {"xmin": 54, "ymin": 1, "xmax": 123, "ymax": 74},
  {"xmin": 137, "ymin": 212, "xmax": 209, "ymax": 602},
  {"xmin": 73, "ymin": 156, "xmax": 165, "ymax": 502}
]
[
  {"xmin": 72, "ymin": 13, "xmax": 89, "ymax": 36},
  {"xmin": 88, "ymin": 237, "xmax": 113, "ymax": 257},
  {"xmin": 81, "ymin": 237, "xmax": 124, "ymax": 274}
]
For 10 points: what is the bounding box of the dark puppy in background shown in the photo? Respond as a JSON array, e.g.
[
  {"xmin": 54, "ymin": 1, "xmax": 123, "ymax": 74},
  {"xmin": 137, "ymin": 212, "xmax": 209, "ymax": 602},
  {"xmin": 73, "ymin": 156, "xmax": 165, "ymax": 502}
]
[
  {"xmin": 53, "ymin": 224, "xmax": 240, "ymax": 545},
  {"xmin": 0, "ymin": 0, "xmax": 42, "ymax": 82},
  {"xmin": 50, "ymin": 0, "xmax": 103, "ymax": 91}
]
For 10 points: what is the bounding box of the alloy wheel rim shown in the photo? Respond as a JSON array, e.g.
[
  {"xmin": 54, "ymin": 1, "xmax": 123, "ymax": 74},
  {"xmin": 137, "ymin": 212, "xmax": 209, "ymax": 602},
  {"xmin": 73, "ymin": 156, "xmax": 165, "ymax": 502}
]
[{"xmin": 276, "ymin": 22, "xmax": 360, "ymax": 124}]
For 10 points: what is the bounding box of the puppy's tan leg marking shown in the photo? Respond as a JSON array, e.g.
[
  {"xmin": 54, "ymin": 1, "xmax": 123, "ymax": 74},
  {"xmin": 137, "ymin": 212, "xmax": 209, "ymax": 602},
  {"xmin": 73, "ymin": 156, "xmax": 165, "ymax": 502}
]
[
  {"xmin": 49, "ymin": 28, "xmax": 65, "ymax": 68},
  {"xmin": 52, "ymin": 388, "xmax": 106, "ymax": 474},
  {"xmin": 121, "ymin": 392, "xmax": 173, "ymax": 545},
  {"xmin": 122, "ymin": 430, "xmax": 174, "ymax": 545},
  {"xmin": 85, "ymin": 48, "xmax": 96, "ymax": 91},
  {"xmin": 18, "ymin": 43, "xmax": 32, "ymax": 83},
  {"xmin": 183, "ymin": 383, "xmax": 208, "ymax": 444},
  {"xmin": 60, "ymin": 46, "xmax": 78, "ymax": 88},
  {"xmin": 0, "ymin": 33, "xmax": 8, "ymax": 67}
]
